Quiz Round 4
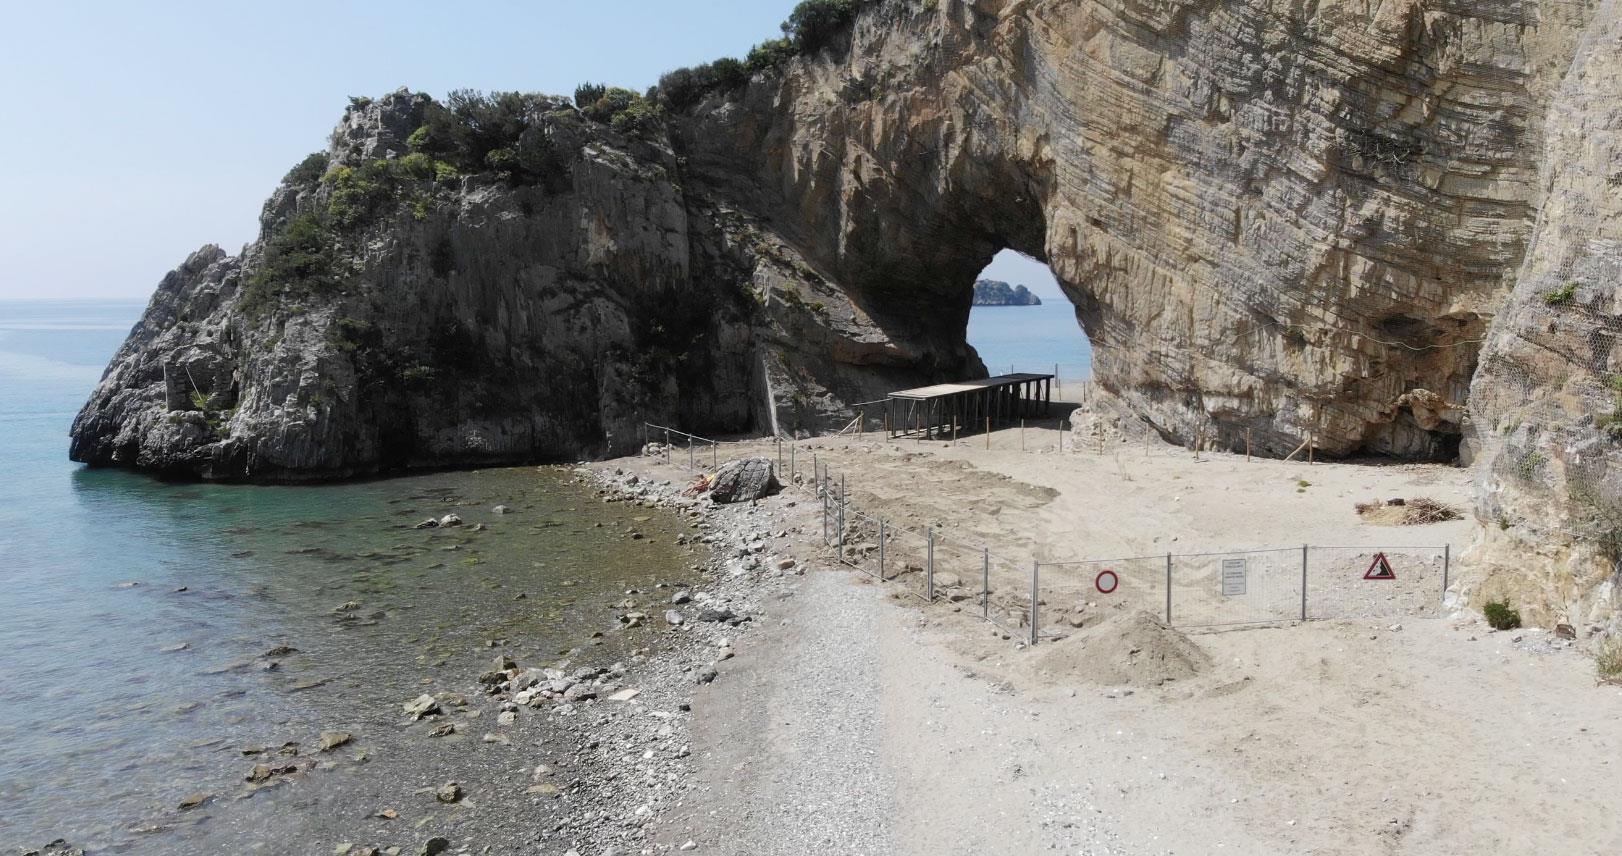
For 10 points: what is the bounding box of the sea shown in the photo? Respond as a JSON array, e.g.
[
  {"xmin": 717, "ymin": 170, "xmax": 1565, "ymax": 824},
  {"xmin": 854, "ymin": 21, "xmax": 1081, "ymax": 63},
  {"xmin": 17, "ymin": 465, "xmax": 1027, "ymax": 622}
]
[
  {"xmin": 0, "ymin": 300, "xmax": 698, "ymax": 853},
  {"xmin": 966, "ymin": 301, "xmax": 1093, "ymax": 383},
  {"xmin": 0, "ymin": 298, "xmax": 1086, "ymax": 852}
]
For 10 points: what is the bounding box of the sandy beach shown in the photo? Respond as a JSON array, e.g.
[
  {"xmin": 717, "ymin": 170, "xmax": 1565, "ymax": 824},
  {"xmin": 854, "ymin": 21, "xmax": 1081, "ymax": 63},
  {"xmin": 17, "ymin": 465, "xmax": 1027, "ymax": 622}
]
[{"xmin": 599, "ymin": 419, "xmax": 1622, "ymax": 855}]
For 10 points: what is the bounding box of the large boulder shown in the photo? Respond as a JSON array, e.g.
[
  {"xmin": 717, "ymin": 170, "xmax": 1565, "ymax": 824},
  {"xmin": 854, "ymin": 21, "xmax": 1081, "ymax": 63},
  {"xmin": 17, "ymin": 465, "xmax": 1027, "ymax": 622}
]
[{"xmin": 708, "ymin": 458, "xmax": 779, "ymax": 504}]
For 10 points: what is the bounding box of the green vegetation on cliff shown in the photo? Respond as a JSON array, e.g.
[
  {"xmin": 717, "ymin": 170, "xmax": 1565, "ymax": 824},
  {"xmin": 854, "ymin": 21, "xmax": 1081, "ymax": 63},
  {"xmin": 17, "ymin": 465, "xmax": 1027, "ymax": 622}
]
[{"xmin": 654, "ymin": 0, "xmax": 873, "ymax": 110}]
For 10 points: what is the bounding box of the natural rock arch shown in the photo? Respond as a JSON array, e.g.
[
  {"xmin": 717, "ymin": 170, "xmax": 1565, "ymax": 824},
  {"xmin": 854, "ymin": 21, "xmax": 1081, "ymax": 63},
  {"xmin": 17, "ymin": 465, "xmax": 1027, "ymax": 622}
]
[
  {"xmin": 74, "ymin": 0, "xmax": 1603, "ymax": 480},
  {"xmin": 673, "ymin": 0, "xmax": 1563, "ymax": 459}
]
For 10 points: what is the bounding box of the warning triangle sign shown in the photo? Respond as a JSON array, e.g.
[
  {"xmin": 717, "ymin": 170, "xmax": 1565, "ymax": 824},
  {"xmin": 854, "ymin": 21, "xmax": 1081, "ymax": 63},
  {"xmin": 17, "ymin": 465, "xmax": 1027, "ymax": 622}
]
[{"xmin": 1364, "ymin": 552, "xmax": 1397, "ymax": 581}]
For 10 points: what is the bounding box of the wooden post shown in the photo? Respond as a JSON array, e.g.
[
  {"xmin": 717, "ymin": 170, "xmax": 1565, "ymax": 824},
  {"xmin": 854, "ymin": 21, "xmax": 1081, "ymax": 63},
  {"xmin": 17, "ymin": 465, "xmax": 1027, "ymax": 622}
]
[
  {"xmin": 1020, "ymin": 419, "xmax": 1025, "ymax": 451},
  {"xmin": 858, "ymin": 408, "xmax": 864, "ymax": 439},
  {"xmin": 1309, "ymin": 433, "xmax": 1315, "ymax": 465},
  {"xmin": 986, "ymin": 416, "xmax": 992, "ymax": 449},
  {"xmin": 1245, "ymin": 428, "xmax": 1252, "ymax": 463}
]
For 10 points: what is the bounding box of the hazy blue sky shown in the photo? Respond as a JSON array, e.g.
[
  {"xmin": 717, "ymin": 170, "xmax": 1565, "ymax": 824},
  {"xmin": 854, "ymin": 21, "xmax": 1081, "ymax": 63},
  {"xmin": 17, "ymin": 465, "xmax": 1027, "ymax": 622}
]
[{"xmin": 0, "ymin": 0, "xmax": 1059, "ymax": 301}]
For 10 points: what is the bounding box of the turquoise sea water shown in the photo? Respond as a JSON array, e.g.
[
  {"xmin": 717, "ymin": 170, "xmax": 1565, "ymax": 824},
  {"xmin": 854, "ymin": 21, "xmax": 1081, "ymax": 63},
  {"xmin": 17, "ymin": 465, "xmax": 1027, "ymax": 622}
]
[
  {"xmin": 0, "ymin": 301, "xmax": 695, "ymax": 853},
  {"xmin": 966, "ymin": 302, "xmax": 1093, "ymax": 383}
]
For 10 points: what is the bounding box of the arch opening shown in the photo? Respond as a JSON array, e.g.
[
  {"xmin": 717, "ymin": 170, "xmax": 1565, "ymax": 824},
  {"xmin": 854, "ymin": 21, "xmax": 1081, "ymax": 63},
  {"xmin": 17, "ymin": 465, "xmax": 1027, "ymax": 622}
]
[{"xmin": 965, "ymin": 249, "xmax": 1093, "ymax": 387}]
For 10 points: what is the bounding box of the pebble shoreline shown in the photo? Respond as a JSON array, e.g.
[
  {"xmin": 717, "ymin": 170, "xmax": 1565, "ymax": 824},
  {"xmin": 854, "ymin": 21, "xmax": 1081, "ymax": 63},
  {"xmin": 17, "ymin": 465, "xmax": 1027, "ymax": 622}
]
[
  {"xmin": 21, "ymin": 457, "xmax": 808, "ymax": 856},
  {"xmin": 509, "ymin": 460, "xmax": 810, "ymax": 856},
  {"xmin": 499, "ymin": 462, "xmax": 805, "ymax": 855}
]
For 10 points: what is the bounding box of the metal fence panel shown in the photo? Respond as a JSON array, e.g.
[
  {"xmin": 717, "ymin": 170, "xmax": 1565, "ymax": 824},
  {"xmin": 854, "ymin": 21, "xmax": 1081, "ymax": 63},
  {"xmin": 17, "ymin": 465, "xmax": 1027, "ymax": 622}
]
[
  {"xmin": 1305, "ymin": 546, "xmax": 1448, "ymax": 622},
  {"xmin": 1169, "ymin": 548, "xmax": 1305, "ymax": 628},
  {"xmin": 1036, "ymin": 555, "xmax": 1166, "ymax": 636}
]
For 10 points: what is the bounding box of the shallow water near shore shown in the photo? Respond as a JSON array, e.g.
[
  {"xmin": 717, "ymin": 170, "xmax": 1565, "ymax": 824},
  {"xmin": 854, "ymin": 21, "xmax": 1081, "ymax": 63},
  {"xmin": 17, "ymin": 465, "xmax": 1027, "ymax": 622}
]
[{"xmin": 0, "ymin": 301, "xmax": 695, "ymax": 852}]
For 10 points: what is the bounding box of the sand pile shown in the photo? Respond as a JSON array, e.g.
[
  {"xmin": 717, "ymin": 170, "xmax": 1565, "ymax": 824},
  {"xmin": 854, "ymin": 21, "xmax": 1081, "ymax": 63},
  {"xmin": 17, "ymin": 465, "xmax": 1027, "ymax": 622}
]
[{"xmin": 1032, "ymin": 610, "xmax": 1210, "ymax": 687}]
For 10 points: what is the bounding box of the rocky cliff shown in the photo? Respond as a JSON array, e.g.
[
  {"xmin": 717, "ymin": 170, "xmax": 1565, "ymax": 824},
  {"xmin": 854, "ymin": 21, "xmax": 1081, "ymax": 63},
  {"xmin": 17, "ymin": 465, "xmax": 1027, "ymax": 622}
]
[
  {"xmin": 1464, "ymin": 0, "xmax": 1622, "ymax": 635},
  {"xmin": 70, "ymin": 0, "xmax": 1622, "ymax": 629},
  {"xmin": 972, "ymin": 279, "xmax": 1041, "ymax": 306},
  {"xmin": 70, "ymin": 91, "xmax": 924, "ymax": 479}
]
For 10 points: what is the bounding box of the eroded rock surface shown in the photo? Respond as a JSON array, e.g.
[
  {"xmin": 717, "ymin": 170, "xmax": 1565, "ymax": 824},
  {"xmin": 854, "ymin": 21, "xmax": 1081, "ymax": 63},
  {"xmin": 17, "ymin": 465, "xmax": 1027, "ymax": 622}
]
[
  {"xmin": 80, "ymin": 0, "xmax": 1613, "ymax": 481},
  {"xmin": 68, "ymin": 0, "xmax": 1622, "ymax": 630},
  {"xmin": 1466, "ymin": 0, "xmax": 1622, "ymax": 636}
]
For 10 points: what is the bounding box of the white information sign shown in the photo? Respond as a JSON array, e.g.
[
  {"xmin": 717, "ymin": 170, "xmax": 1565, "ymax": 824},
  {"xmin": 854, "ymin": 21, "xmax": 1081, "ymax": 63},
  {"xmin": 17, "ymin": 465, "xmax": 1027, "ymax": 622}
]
[{"xmin": 1220, "ymin": 557, "xmax": 1248, "ymax": 597}]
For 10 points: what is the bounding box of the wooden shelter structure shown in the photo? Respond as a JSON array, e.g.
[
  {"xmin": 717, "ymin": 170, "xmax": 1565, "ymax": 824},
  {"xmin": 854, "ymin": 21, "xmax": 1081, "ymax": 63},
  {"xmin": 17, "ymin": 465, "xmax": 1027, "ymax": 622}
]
[{"xmin": 886, "ymin": 373, "xmax": 1054, "ymax": 439}]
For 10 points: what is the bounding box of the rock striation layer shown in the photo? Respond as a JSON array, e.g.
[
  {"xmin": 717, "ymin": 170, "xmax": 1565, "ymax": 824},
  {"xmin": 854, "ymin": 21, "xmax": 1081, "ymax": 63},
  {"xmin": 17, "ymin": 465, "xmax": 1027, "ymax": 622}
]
[
  {"xmin": 69, "ymin": 0, "xmax": 1622, "ymax": 629},
  {"xmin": 77, "ymin": 0, "xmax": 1607, "ymax": 478}
]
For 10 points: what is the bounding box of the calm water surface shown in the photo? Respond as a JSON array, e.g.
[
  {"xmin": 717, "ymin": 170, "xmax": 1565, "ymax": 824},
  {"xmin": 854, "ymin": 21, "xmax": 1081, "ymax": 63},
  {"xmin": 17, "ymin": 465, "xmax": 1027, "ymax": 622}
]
[
  {"xmin": 0, "ymin": 301, "xmax": 695, "ymax": 852},
  {"xmin": 967, "ymin": 301, "xmax": 1093, "ymax": 382}
]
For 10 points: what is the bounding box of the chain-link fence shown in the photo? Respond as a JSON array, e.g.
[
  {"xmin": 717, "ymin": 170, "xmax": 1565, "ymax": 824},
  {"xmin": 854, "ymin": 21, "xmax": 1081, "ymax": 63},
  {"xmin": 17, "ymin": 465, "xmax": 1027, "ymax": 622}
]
[{"xmin": 643, "ymin": 422, "xmax": 1455, "ymax": 639}]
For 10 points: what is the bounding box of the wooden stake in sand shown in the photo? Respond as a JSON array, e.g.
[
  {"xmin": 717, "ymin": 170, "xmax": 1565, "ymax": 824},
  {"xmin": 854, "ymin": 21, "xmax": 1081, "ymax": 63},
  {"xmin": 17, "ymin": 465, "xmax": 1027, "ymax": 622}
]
[
  {"xmin": 1283, "ymin": 434, "xmax": 1310, "ymax": 463},
  {"xmin": 986, "ymin": 417, "xmax": 991, "ymax": 449},
  {"xmin": 1020, "ymin": 419, "xmax": 1025, "ymax": 451},
  {"xmin": 1246, "ymin": 428, "xmax": 1252, "ymax": 463}
]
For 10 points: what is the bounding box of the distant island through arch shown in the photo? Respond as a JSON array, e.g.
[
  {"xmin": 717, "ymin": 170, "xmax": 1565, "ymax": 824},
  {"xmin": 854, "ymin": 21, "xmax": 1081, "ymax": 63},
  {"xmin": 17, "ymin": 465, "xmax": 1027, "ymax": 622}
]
[{"xmin": 972, "ymin": 279, "xmax": 1041, "ymax": 306}]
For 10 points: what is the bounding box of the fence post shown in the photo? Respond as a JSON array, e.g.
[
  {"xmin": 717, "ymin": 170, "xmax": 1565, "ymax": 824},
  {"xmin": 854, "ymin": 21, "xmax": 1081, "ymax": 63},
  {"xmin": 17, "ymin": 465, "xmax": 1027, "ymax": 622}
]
[
  {"xmin": 664, "ymin": 430, "xmax": 671, "ymax": 464},
  {"xmin": 926, "ymin": 529, "xmax": 935, "ymax": 601},
  {"xmin": 712, "ymin": 442, "xmax": 717, "ymax": 469},
  {"xmin": 821, "ymin": 479, "xmax": 829, "ymax": 545},
  {"xmin": 878, "ymin": 520, "xmax": 886, "ymax": 581},
  {"xmin": 1300, "ymin": 544, "xmax": 1309, "ymax": 621},
  {"xmin": 790, "ymin": 444, "xmax": 796, "ymax": 481},
  {"xmin": 1442, "ymin": 544, "xmax": 1451, "ymax": 605},
  {"xmin": 1164, "ymin": 553, "xmax": 1172, "ymax": 624},
  {"xmin": 1029, "ymin": 562, "xmax": 1040, "ymax": 646},
  {"xmin": 838, "ymin": 475, "xmax": 846, "ymax": 549},
  {"xmin": 982, "ymin": 548, "xmax": 990, "ymax": 620},
  {"xmin": 687, "ymin": 436, "xmax": 694, "ymax": 470}
]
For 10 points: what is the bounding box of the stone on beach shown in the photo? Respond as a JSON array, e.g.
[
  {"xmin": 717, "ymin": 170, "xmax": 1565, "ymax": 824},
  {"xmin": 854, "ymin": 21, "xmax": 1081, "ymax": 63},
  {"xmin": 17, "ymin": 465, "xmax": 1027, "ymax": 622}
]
[
  {"xmin": 707, "ymin": 459, "xmax": 780, "ymax": 504},
  {"xmin": 403, "ymin": 694, "xmax": 440, "ymax": 720}
]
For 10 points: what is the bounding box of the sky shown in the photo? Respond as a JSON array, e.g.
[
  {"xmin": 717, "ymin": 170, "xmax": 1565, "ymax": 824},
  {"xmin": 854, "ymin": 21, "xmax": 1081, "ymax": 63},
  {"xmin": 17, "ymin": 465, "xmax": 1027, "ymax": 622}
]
[{"xmin": 0, "ymin": 0, "xmax": 1062, "ymax": 302}]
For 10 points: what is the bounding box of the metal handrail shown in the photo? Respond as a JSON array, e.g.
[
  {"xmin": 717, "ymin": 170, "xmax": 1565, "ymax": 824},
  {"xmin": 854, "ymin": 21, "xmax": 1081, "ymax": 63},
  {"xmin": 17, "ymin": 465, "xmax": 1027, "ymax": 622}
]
[{"xmin": 642, "ymin": 422, "xmax": 720, "ymax": 446}]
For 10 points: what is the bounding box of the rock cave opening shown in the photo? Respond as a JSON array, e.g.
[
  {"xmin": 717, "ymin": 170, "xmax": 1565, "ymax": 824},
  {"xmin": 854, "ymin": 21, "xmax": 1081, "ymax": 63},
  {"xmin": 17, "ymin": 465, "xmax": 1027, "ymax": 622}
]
[{"xmin": 964, "ymin": 249, "xmax": 1093, "ymax": 391}]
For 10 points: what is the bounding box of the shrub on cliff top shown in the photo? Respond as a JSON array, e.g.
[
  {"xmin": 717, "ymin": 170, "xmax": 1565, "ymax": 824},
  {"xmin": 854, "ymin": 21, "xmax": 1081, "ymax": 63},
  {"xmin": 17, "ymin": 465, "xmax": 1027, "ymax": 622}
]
[
  {"xmin": 652, "ymin": 0, "xmax": 869, "ymax": 113},
  {"xmin": 783, "ymin": 0, "xmax": 864, "ymax": 52},
  {"xmin": 745, "ymin": 37, "xmax": 799, "ymax": 74},
  {"xmin": 574, "ymin": 83, "xmax": 607, "ymax": 110},
  {"xmin": 657, "ymin": 58, "xmax": 750, "ymax": 110},
  {"xmin": 581, "ymin": 87, "xmax": 639, "ymax": 123},
  {"xmin": 285, "ymin": 151, "xmax": 330, "ymax": 186}
]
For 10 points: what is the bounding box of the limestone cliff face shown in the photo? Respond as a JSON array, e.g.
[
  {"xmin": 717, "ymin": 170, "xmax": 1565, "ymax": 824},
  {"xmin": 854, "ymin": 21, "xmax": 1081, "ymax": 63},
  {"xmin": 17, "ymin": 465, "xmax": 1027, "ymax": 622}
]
[
  {"xmin": 681, "ymin": 0, "xmax": 1600, "ymax": 460},
  {"xmin": 72, "ymin": 95, "xmax": 770, "ymax": 478},
  {"xmin": 72, "ymin": 0, "xmax": 1613, "ymax": 493},
  {"xmin": 1465, "ymin": 0, "xmax": 1622, "ymax": 636}
]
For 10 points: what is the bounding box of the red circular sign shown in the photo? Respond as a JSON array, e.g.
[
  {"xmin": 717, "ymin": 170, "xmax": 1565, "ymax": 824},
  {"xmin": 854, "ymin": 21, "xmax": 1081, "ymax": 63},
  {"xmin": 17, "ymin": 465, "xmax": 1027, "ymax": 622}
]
[{"xmin": 1095, "ymin": 570, "xmax": 1119, "ymax": 594}]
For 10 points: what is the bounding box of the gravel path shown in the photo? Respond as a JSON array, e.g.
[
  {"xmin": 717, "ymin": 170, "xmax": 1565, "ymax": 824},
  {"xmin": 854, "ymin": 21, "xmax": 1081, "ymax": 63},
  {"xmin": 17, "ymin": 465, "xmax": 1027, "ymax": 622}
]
[{"xmin": 675, "ymin": 571, "xmax": 897, "ymax": 854}]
